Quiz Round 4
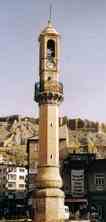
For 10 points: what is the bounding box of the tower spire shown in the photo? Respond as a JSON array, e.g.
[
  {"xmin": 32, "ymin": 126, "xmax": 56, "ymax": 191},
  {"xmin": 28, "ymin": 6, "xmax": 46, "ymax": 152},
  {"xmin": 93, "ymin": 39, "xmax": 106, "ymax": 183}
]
[{"xmin": 48, "ymin": 4, "xmax": 52, "ymax": 24}]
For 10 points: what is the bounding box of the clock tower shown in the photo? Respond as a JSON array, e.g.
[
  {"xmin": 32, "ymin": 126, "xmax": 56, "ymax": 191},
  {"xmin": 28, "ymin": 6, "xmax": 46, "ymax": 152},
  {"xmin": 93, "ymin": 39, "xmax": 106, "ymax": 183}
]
[{"xmin": 34, "ymin": 19, "xmax": 64, "ymax": 222}]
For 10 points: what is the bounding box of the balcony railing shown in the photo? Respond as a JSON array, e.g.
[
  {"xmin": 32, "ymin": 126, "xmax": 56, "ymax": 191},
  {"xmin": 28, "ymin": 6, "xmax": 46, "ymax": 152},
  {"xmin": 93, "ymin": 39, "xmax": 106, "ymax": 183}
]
[{"xmin": 35, "ymin": 80, "xmax": 63, "ymax": 101}]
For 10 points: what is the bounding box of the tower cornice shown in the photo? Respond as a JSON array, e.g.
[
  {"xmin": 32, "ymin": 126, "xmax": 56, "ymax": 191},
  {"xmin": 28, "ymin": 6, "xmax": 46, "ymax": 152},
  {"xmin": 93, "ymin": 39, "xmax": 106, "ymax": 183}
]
[{"xmin": 39, "ymin": 21, "xmax": 60, "ymax": 41}]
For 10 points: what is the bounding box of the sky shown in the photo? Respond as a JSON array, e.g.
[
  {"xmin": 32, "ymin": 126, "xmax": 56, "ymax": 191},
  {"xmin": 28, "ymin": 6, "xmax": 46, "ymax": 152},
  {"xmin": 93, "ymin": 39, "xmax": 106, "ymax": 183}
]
[{"xmin": 0, "ymin": 0, "xmax": 106, "ymax": 122}]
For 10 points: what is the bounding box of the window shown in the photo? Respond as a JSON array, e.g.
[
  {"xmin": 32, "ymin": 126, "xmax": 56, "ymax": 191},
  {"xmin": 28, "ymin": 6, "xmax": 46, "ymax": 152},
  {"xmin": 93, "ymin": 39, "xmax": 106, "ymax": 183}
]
[
  {"xmin": 3, "ymin": 168, "xmax": 6, "ymax": 173},
  {"xmin": 19, "ymin": 168, "xmax": 25, "ymax": 172},
  {"xmin": 8, "ymin": 174, "xmax": 16, "ymax": 180},
  {"xmin": 3, "ymin": 184, "xmax": 5, "ymax": 189},
  {"xmin": 19, "ymin": 184, "xmax": 24, "ymax": 188},
  {"xmin": 95, "ymin": 174, "xmax": 104, "ymax": 191},
  {"xmin": 80, "ymin": 147, "xmax": 88, "ymax": 153},
  {"xmin": 8, "ymin": 182, "xmax": 16, "ymax": 188},
  {"xmin": 97, "ymin": 206, "xmax": 104, "ymax": 220},
  {"xmin": 12, "ymin": 168, "xmax": 16, "ymax": 172},
  {"xmin": 71, "ymin": 169, "xmax": 84, "ymax": 197},
  {"xmin": 48, "ymin": 76, "xmax": 51, "ymax": 81},
  {"xmin": 19, "ymin": 176, "xmax": 24, "ymax": 180}
]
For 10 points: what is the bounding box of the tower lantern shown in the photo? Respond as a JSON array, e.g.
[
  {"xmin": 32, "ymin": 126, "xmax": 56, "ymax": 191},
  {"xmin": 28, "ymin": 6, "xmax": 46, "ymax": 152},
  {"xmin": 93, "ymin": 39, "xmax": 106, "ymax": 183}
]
[
  {"xmin": 34, "ymin": 19, "xmax": 64, "ymax": 222},
  {"xmin": 39, "ymin": 20, "xmax": 60, "ymax": 81}
]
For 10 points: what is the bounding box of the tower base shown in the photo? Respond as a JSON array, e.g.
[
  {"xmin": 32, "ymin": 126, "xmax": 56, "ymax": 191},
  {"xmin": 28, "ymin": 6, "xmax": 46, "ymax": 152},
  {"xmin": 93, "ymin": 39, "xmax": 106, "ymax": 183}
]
[{"xmin": 33, "ymin": 188, "xmax": 64, "ymax": 222}]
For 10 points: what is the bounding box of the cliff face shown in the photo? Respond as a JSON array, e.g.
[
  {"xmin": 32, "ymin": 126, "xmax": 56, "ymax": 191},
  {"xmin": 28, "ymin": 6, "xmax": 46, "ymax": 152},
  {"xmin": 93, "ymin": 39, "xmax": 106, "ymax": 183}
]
[
  {"xmin": 0, "ymin": 115, "xmax": 38, "ymax": 147},
  {"xmin": 0, "ymin": 116, "xmax": 39, "ymax": 165}
]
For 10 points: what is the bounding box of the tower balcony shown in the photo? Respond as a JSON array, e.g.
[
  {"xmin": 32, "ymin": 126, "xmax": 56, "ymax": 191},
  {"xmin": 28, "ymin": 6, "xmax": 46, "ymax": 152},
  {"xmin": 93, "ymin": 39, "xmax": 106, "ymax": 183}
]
[{"xmin": 34, "ymin": 80, "xmax": 64, "ymax": 104}]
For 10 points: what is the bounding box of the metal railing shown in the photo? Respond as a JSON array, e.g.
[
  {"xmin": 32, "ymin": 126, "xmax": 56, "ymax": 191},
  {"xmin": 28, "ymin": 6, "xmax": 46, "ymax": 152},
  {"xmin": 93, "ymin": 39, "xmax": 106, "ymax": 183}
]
[{"xmin": 35, "ymin": 80, "xmax": 63, "ymax": 101}]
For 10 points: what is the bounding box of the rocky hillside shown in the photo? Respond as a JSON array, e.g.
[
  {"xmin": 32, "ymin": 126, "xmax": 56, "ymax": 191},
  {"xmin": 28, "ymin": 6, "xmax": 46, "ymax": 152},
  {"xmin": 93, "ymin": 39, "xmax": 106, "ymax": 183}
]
[
  {"xmin": 0, "ymin": 115, "xmax": 106, "ymax": 165},
  {"xmin": 0, "ymin": 115, "xmax": 38, "ymax": 147},
  {"xmin": 0, "ymin": 115, "xmax": 39, "ymax": 165}
]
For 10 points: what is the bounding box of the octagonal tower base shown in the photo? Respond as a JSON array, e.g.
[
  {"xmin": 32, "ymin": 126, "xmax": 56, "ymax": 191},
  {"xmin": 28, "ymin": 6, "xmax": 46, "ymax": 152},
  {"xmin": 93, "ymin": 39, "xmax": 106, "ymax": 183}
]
[{"xmin": 33, "ymin": 188, "xmax": 64, "ymax": 222}]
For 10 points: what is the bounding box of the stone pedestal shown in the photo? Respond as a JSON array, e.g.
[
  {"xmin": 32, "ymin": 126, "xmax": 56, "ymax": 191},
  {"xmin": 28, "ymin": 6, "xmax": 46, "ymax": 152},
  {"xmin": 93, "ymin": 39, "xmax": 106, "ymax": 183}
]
[
  {"xmin": 33, "ymin": 188, "xmax": 64, "ymax": 222},
  {"xmin": 33, "ymin": 165, "xmax": 64, "ymax": 222}
]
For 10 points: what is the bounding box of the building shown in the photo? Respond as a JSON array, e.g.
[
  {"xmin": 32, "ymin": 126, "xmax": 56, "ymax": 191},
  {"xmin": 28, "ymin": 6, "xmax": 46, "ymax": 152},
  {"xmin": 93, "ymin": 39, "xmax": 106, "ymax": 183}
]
[
  {"xmin": 27, "ymin": 137, "xmax": 39, "ymax": 193},
  {"xmin": 61, "ymin": 153, "xmax": 95, "ymax": 220},
  {"xmin": 61, "ymin": 153, "xmax": 106, "ymax": 221},
  {"xmin": 7, "ymin": 166, "xmax": 27, "ymax": 191},
  {"xmin": 88, "ymin": 159, "xmax": 106, "ymax": 222},
  {"xmin": 0, "ymin": 162, "xmax": 7, "ymax": 193},
  {"xmin": 6, "ymin": 166, "xmax": 27, "ymax": 218},
  {"xmin": 0, "ymin": 159, "xmax": 28, "ymax": 218}
]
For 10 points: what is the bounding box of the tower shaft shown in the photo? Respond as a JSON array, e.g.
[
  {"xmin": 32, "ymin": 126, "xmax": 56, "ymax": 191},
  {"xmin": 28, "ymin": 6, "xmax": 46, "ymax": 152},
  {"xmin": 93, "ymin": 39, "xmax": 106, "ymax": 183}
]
[{"xmin": 39, "ymin": 104, "xmax": 59, "ymax": 166}]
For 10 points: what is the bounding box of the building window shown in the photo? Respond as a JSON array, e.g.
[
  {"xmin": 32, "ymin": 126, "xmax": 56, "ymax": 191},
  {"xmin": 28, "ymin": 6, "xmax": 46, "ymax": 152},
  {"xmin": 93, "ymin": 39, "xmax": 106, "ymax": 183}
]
[
  {"xmin": 95, "ymin": 174, "xmax": 104, "ymax": 191},
  {"xmin": 19, "ymin": 184, "xmax": 25, "ymax": 188},
  {"xmin": 12, "ymin": 168, "xmax": 16, "ymax": 172},
  {"xmin": 71, "ymin": 169, "xmax": 84, "ymax": 197},
  {"xmin": 97, "ymin": 206, "xmax": 104, "ymax": 220},
  {"xmin": 80, "ymin": 147, "xmax": 88, "ymax": 153},
  {"xmin": 8, "ymin": 182, "xmax": 16, "ymax": 188},
  {"xmin": 19, "ymin": 168, "xmax": 25, "ymax": 172},
  {"xmin": 8, "ymin": 174, "xmax": 16, "ymax": 180},
  {"xmin": 19, "ymin": 176, "xmax": 24, "ymax": 180}
]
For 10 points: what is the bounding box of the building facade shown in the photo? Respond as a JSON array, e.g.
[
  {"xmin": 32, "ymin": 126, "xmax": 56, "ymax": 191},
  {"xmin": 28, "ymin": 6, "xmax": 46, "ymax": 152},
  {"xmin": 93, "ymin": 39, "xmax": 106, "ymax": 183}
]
[
  {"xmin": 61, "ymin": 154, "xmax": 106, "ymax": 221},
  {"xmin": 7, "ymin": 166, "xmax": 27, "ymax": 191},
  {"xmin": 61, "ymin": 153, "xmax": 95, "ymax": 219},
  {"xmin": 88, "ymin": 159, "xmax": 106, "ymax": 222}
]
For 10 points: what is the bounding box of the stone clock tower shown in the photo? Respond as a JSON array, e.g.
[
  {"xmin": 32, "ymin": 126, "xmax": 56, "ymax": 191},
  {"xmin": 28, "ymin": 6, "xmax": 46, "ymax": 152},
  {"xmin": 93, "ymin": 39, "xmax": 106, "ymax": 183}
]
[{"xmin": 34, "ymin": 19, "xmax": 64, "ymax": 222}]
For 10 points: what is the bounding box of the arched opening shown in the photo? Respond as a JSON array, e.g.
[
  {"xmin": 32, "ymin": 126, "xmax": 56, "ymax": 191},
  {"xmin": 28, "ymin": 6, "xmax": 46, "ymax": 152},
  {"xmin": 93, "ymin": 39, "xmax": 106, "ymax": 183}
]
[{"xmin": 47, "ymin": 39, "xmax": 55, "ymax": 59}]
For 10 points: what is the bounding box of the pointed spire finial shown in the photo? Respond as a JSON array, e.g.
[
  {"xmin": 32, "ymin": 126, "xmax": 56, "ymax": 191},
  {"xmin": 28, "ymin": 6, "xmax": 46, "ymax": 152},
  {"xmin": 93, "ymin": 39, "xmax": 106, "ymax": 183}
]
[{"xmin": 48, "ymin": 4, "xmax": 52, "ymax": 24}]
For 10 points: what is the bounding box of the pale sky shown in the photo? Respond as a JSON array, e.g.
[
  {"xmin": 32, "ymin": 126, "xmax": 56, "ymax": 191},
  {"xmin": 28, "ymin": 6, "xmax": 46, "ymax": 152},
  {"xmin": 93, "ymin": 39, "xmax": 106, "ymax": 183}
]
[{"xmin": 0, "ymin": 0, "xmax": 106, "ymax": 122}]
